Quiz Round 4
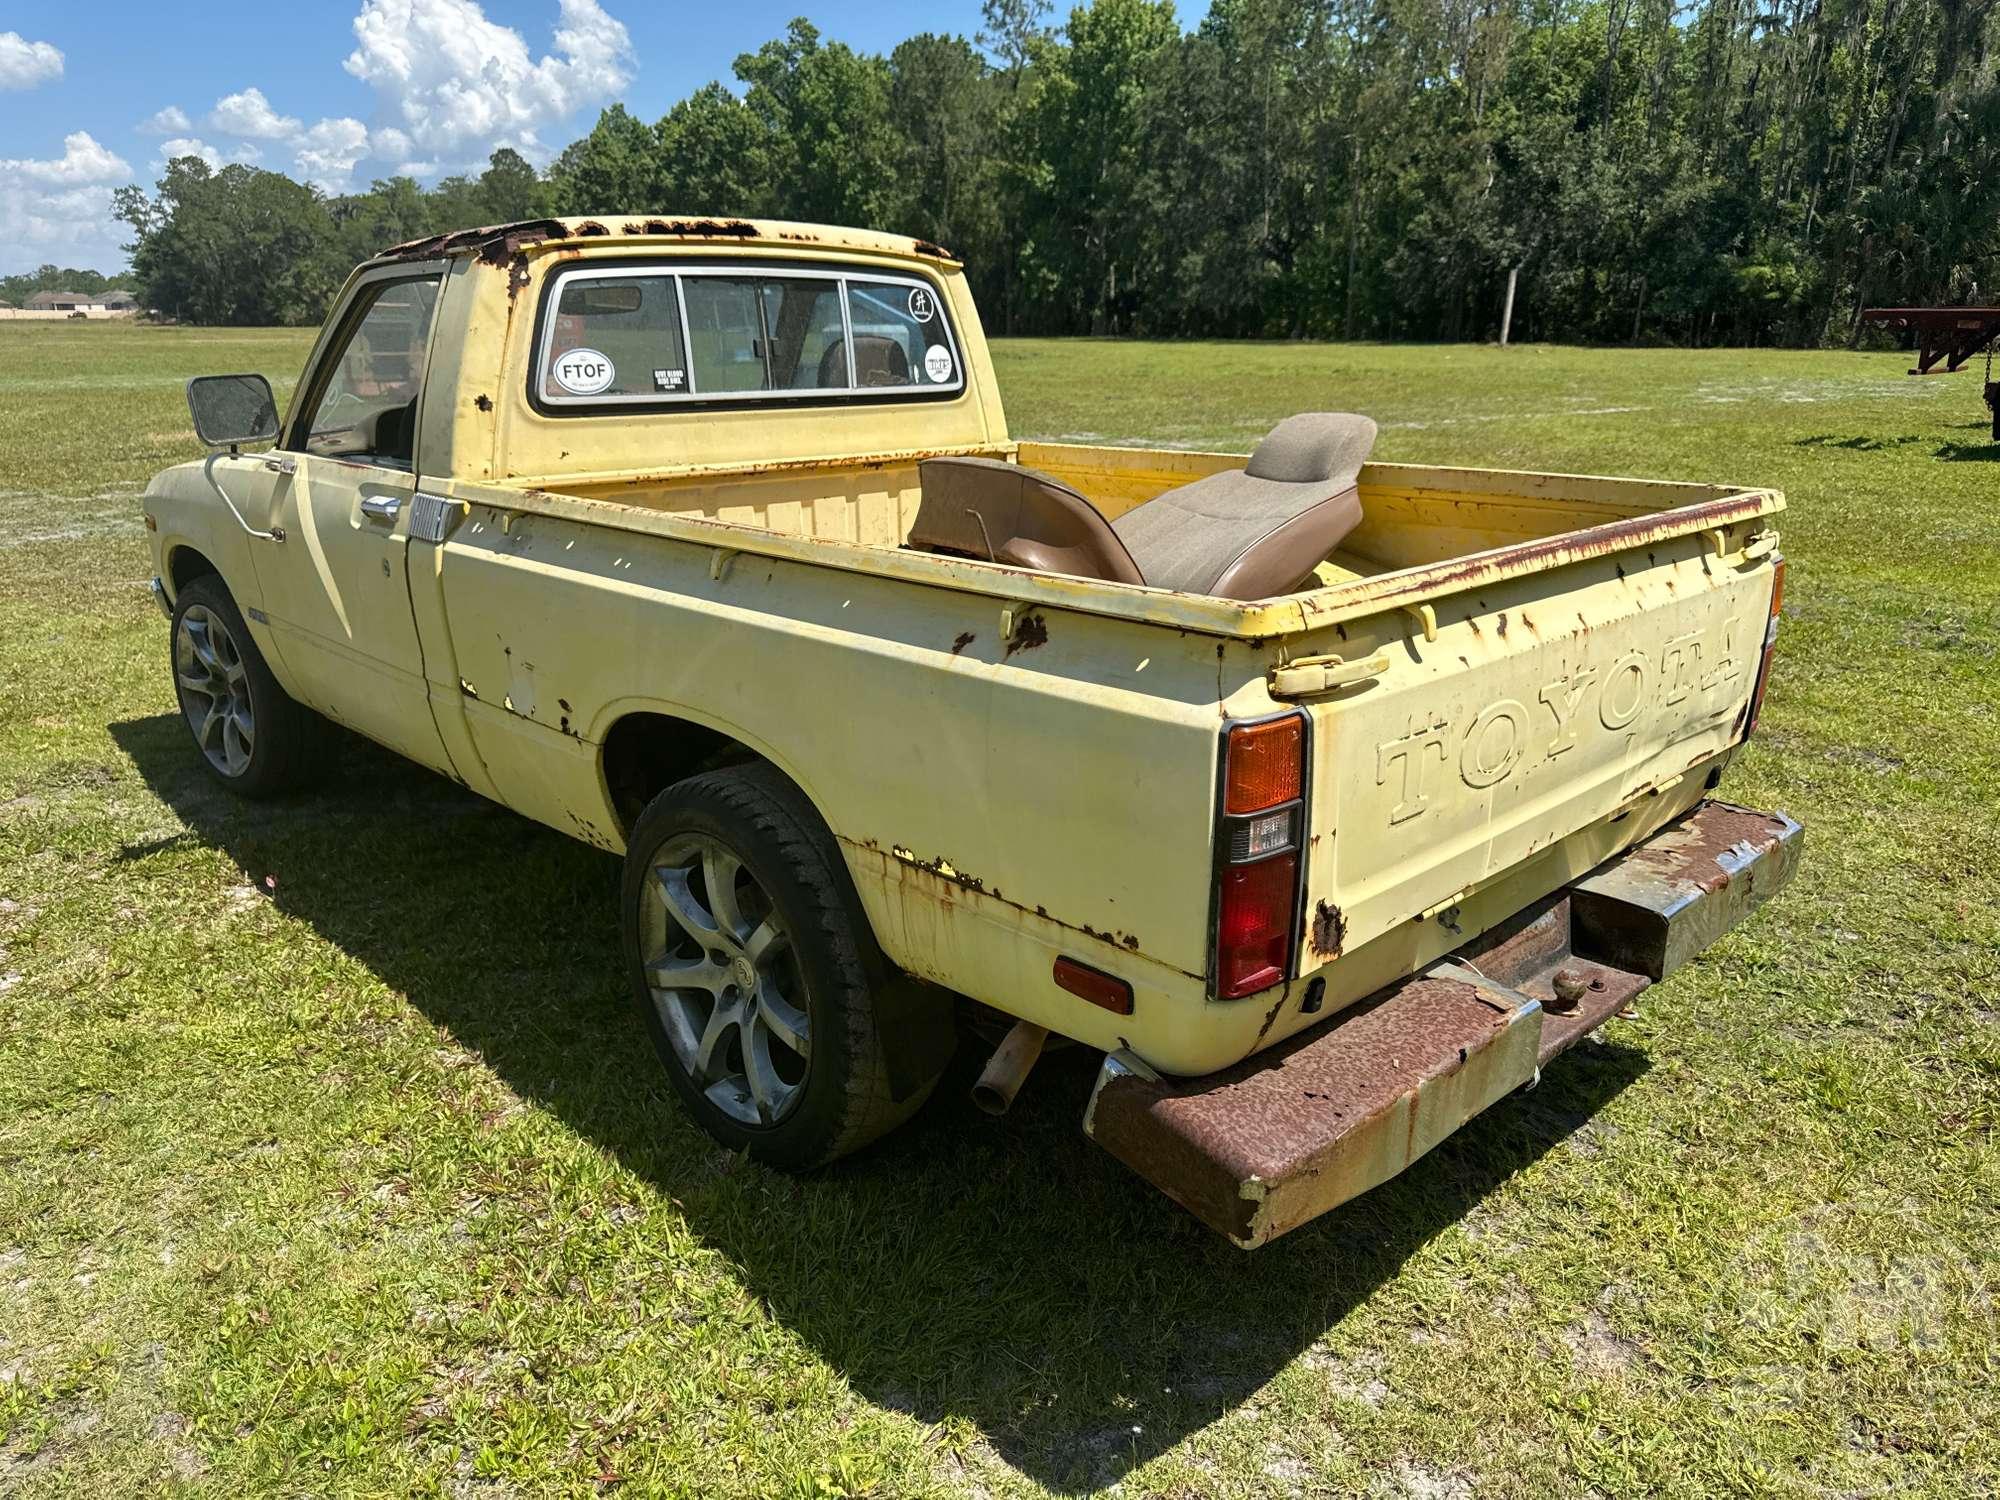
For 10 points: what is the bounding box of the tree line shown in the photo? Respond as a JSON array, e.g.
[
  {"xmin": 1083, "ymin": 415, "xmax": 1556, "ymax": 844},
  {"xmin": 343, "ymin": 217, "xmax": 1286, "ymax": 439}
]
[
  {"xmin": 1, "ymin": 266, "xmax": 138, "ymax": 307},
  {"xmin": 114, "ymin": 0, "xmax": 2000, "ymax": 345}
]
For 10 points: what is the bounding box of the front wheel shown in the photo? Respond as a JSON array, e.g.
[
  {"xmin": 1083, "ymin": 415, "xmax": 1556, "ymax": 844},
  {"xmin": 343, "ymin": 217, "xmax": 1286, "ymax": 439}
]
[
  {"xmin": 621, "ymin": 763, "xmax": 944, "ymax": 1168},
  {"xmin": 169, "ymin": 575, "xmax": 317, "ymax": 797}
]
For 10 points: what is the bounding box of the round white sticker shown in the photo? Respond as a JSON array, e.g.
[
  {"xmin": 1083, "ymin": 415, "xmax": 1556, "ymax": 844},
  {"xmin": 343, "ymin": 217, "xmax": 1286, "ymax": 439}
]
[
  {"xmin": 550, "ymin": 348, "xmax": 616, "ymax": 396},
  {"xmin": 907, "ymin": 287, "xmax": 936, "ymax": 323},
  {"xmin": 923, "ymin": 344, "xmax": 954, "ymax": 383}
]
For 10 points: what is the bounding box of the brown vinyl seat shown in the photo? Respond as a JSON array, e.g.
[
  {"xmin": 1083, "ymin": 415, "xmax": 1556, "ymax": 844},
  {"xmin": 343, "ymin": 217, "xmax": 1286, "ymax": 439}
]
[
  {"xmin": 909, "ymin": 456, "xmax": 1147, "ymax": 584},
  {"xmin": 910, "ymin": 413, "xmax": 1375, "ymax": 600}
]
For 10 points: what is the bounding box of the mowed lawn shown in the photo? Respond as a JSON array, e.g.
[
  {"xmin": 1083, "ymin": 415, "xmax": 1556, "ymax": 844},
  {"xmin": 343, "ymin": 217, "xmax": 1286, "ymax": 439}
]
[{"xmin": 1, "ymin": 321, "xmax": 1995, "ymax": 1498}]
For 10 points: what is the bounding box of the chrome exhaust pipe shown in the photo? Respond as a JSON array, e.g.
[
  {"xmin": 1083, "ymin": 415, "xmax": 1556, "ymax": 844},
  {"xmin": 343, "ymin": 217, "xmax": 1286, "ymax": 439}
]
[{"xmin": 971, "ymin": 1021, "xmax": 1049, "ymax": 1115}]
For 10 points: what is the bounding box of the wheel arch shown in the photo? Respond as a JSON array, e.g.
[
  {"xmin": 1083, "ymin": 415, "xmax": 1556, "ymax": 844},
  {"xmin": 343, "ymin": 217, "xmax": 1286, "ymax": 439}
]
[
  {"xmin": 165, "ymin": 542, "xmax": 220, "ymax": 600},
  {"xmin": 597, "ymin": 704, "xmax": 841, "ymax": 850}
]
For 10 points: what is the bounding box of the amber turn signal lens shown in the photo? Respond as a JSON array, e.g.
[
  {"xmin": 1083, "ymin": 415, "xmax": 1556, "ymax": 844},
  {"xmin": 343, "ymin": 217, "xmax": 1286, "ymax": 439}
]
[
  {"xmin": 1224, "ymin": 716, "xmax": 1303, "ymax": 814},
  {"xmin": 1054, "ymin": 956, "xmax": 1134, "ymax": 1014}
]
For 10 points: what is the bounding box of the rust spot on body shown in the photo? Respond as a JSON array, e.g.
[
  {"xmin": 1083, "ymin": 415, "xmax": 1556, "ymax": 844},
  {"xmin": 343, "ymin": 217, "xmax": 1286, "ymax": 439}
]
[
  {"xmin": 1253, "ymin": 983, "xmax": 1292, "ymax": 1043},
  {"xmin": 911, "ymin": 239, "xmax": 952, "ymax": 260},
  {"xmin": 1004, "ymin": 612, "xmax": 1049, "ymax": 657},
  {"xmin": 474, "ymin": 394, "xmax": 493, "ymax": 413},
  {"xmin": 859, "ymin": 840, "xmax": 1176, "ymax": 976},
  {"xmin": 1309, "ymin": 900, "xmax": 1346, "ymax": 959},
  {"xmin": 655, "ymin": 218, "xmax": 761, "ymax": 239},
  {"xmin": 951, "ymin": 631, "xmax": 975, "ymax": 654}
]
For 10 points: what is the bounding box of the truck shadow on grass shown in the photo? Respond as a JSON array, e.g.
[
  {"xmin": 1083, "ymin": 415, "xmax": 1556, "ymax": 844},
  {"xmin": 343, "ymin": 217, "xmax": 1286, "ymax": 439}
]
[{"xmin": 113, "ymin": 713, "xmax": 1649, "ymax": 1494}]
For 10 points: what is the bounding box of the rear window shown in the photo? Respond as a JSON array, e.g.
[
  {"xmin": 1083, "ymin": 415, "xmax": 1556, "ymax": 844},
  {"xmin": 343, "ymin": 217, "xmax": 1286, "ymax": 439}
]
[{"xmin": 535, "ymin": 263, "xmax": 964, "ymax": 409}]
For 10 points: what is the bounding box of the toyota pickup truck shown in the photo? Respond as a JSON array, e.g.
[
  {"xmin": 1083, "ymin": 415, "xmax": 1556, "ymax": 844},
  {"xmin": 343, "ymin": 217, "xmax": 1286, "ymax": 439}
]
[{"xmin": 143, "ymin": 217, "xmax": 1801, "ymax": 1246}]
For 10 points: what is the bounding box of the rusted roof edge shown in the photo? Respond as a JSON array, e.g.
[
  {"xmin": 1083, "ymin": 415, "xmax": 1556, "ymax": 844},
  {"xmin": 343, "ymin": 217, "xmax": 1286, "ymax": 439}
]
[{"xmin": 369, "ymin": 216, "xmax": 959, "ymax": 269}]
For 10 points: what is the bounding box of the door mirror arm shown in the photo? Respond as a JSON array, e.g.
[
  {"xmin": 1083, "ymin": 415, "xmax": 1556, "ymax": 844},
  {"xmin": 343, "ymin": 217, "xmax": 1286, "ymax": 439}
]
[{"xmin": 200, "ymin": 453, "xmax": 287, "ymax": 545}]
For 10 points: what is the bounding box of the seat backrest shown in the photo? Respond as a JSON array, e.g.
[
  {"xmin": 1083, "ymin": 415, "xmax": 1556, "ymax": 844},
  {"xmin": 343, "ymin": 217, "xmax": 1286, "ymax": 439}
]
[
  {"xmin": 910, "ymin": 457, "xmax": 1146, "ymax": 585},
  {"xmin": 1111, "ymin": 412, "xmax": 1375, "ymax": 599},
  {"xmin": 818, "ymin": 334, "xmax": 911, "ymax": 389}
]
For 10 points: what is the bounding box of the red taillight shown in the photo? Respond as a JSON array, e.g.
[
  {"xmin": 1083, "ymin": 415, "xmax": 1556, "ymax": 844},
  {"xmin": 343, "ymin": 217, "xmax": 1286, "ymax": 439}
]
[
  {"xmin": 1745, "ymin": 555, "xmax": 1786, "ymax": 738},
  {"xmin": 1216, "ymin": 853, "xmax": 1297, "ymax": 998},
  {"xmin": 1224, "ymin": 716, "xmax": 1303, "ymax": 813},
  {"xmin": 1054, "ymin": 956, "xmax": 1133, "ymax": 1014},
  {"xmin": 1213, "ymin": 715, "xmax": 1308, "ymax": 999}
]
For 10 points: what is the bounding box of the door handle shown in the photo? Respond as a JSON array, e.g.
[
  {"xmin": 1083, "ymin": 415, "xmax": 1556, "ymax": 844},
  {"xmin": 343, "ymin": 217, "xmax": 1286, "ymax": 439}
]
[{"xmin": 360, "ymin": 495, "xmax": 402, "ymax": 522}]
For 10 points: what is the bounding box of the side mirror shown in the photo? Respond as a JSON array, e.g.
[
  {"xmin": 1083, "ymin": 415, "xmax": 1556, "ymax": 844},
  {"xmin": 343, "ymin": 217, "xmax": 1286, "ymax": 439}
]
[{"xmin": 186, "ymin": 374, "xmax": 280, "ymax": 449}]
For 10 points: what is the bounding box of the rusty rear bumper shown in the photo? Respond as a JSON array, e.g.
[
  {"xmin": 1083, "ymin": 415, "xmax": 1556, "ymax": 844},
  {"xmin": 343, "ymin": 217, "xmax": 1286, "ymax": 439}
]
[{"xmin": 1084, "ymin": 799, "xmax": 1802, "ymax": 1247}]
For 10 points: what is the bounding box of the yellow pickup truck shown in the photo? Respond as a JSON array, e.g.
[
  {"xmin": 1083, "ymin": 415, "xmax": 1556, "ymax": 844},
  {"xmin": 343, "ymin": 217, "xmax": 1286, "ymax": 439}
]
[{"xmin": 144, "ymin": 217, "xmax": 1800, "ymax": 1246}]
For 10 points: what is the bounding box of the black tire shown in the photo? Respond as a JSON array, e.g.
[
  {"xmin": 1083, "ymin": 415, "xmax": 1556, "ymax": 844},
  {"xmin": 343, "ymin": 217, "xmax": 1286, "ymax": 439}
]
[
  {"xmin": 621, "ymin": 762, "xmax": 943, "ymax": 1167},
  {"xmin": 169, "ymin": 575, "xmax": 318, "ymax": 797}
]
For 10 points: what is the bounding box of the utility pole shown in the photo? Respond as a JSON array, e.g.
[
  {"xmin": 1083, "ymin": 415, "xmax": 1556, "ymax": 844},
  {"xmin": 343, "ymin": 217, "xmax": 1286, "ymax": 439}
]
[{"xmin": 1500, "ymin": 265, "xmax": 1520, "ymax": 346}]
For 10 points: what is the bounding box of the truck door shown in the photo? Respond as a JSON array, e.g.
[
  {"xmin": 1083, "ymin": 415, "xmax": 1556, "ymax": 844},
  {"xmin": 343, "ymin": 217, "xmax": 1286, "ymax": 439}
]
[{"xmin": 250, "ymin": 265, "xmax": 455, "ymax": 774}]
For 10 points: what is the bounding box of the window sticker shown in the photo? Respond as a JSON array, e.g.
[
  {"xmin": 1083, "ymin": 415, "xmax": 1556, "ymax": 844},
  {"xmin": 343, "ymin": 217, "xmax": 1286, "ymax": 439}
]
[
  {"xmin": 550, "ymin": 348, "xmax": 616, "ymax": 396},
  {"xmin": 653, "ymin": 368, "xmax": 686, "ymax": 392},
  {"xmin": 923, "ymin": 344, "xmax": 954, "ymax": 383},
  {"xmin": 907, "ymin": 286, "xmax": 936, "ymax": 323}
]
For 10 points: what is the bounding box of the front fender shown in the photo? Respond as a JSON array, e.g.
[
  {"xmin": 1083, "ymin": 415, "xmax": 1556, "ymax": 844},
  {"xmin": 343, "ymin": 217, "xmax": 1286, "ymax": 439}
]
[{"xmin": 143, "ymin": 461, "xmax": 302, "ymax": 700}]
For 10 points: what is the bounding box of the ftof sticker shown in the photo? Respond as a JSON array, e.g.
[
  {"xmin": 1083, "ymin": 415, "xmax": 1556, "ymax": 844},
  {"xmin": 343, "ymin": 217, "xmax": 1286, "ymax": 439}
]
[{"xmin": 550, "ymin": 348, "xmax": 616, "ymax": 396}]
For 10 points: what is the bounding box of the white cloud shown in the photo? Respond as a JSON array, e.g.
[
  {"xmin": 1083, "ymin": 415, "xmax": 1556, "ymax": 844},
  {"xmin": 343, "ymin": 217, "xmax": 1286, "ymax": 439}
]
[
  {"xmin": 208, "ymin": 87, "xmax": 302, "ymax": 140},
  {"xmin": 2, "ymin": 131, "xmax": 132, "ymax": 186},
  {"xmin": 190, "ymin": 2, "xmax": 633, "ymax": 193},
  {"xmin": 156, "ymin": 137, "xmax": 262, "ymax": 170},
  {"xmin": 0, "ymin": 31, "xmax": 63, "ymax": 90},
  {"xmin": 0, "ymin": 181, "xmax": 126, "ymax": 271},
  {"xmin": 140, "ymin": 106, "xmax": 193, "ymax": 135},
  {"xmin": 0, "ymin": 134, "xmax": 132, "ymax": 275},
  {"xmin": 158, "ymin": 136, "xmax": 222, "ymax": 168},
  {"xmin": 293, "ymin": 117, "xmax": 371, "ymax": 190},
  {"xmin": 342, "ymin": 0, "xmax": 632, "ymax": 157},
  {"xmin": 5, "ymin": 1, "xmax": 633, "ymax": 268}
]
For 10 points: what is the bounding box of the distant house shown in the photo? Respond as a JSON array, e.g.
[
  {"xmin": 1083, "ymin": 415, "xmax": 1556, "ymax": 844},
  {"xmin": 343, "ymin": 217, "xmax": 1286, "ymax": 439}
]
[
  {"xmin": 97, "ymin": 289, "xmax": 139, "ymax": 311},
  {"xmin": 26, "ymin": 289, "xmax": 104, "ymax": 311}
]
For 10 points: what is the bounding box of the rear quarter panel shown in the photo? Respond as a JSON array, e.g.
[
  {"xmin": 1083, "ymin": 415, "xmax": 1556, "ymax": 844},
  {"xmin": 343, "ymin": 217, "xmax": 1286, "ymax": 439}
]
[{"xmin": 425, "ymin": 491, "xmax": 1254, "ymax": 1070}]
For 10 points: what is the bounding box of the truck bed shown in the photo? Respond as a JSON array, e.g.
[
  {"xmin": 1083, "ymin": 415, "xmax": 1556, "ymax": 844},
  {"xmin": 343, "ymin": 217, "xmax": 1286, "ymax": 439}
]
[
  {"xmin": 518, "ymin": 441, "xmax": 1781, "ymax": 642},
  {"xmin": 429, "ymin": 443, "xmax": 1781, "ymax": 1074}
]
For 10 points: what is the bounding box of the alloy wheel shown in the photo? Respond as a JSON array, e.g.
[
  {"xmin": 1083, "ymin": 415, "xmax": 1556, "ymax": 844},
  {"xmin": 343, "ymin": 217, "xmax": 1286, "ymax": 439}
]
[
  {"xmin": 640, "ymin": 833, "xmax": 811, "ymax": 1126},
  {"xmin": 175, "ymin": 604, "xmax": 255, "ymax": 778}
]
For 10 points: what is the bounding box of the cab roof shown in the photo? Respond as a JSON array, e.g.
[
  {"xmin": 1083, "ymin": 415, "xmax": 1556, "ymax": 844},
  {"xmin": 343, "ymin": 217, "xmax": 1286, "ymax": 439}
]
[{"xmin": 372, "ymin": 216, "xmax": 959, "ymax": 270}]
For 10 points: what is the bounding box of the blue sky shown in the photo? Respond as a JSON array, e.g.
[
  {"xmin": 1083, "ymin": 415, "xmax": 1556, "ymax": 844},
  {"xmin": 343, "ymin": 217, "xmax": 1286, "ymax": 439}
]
[{"xmin": 0, "ymin": 0, "xmax": 1020, "ymax": 275}]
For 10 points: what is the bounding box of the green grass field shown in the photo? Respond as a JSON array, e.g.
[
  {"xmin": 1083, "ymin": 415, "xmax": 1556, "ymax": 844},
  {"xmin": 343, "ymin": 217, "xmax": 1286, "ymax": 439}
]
[{"xmin": 1, "ymin": 321, "xmax": 1995, "ymax": 1498}]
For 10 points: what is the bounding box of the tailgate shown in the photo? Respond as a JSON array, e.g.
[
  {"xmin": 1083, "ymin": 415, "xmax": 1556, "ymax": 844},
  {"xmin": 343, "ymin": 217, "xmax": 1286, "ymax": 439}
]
[{"xmin": 1293, "ymin": 533, "xmax": 1780, "ymax": 973}]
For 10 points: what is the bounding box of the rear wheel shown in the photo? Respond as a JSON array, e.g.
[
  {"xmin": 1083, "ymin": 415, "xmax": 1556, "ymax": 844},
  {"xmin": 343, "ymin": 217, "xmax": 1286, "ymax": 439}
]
[
  {"xmin": 170, "ymin": 575, "xmax": 316, "ymax": 797},
  {"xmin": 621, "ymin": 763, "xmax": 943, "ymax": 1167}
]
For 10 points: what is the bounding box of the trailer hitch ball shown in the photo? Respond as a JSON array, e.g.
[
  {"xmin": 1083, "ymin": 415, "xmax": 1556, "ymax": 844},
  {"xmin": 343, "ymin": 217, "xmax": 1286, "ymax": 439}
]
[{"xmin": 1551, "ymin": 966, "xmax": 1591, "ymax": 1012}]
